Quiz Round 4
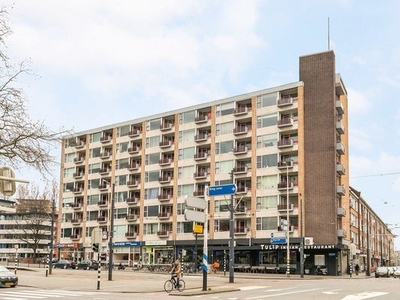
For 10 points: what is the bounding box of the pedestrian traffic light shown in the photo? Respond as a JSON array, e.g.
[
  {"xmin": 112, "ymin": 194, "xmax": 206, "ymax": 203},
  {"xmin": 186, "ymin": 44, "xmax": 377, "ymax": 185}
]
[{"xmin": 92, "ymin": 243, "xmax": 99, "ymax": 252}]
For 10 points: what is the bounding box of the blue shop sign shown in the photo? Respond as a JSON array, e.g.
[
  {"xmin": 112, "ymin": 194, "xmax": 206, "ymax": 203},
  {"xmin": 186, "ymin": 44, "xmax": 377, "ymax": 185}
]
[{"xmin": 113, "ymin": 241, "xmax": 141, "ymax": 247}]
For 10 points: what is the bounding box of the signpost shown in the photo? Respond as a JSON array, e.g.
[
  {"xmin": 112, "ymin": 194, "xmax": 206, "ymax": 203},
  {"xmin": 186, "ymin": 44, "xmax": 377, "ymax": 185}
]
[
  {"xmin": 208, "ymin": 184, "xmax": 236, "ymax": 196},
  {"xmin": 271, "ymin": 237, "xmax": 287, "ymax": 245}
]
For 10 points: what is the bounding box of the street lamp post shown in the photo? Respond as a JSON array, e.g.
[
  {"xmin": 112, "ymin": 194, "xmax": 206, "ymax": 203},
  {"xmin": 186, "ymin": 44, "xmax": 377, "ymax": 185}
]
[
  {"xmin": 108, "ymin": 182, "xmax": 115, "ymax": 281},
  {"xmin": 229, "ymin": 170, "xmax": 235, "ymax": 283},
  {"xmin": 285, "ymin": 162, "xmax": 290, "ymax": 277},
  {"xmin": 366, "ymin": 211, "xmax": 370, "ymax": 276}
]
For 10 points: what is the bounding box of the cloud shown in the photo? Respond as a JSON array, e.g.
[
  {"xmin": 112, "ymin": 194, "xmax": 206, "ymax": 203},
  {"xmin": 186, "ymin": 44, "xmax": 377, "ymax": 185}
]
[{"xmin": 347, "ymin": 88, "xmax": 371, "ymax": 115}]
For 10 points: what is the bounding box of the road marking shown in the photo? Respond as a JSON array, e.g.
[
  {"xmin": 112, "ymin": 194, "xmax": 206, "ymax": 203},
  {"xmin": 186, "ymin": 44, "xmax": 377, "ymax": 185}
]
[
  {"xmin": 323, "ymin": 289, "xmax": 342, "ymax": 294},
  {"xmin": 341, "ymin": 291, "xmax": 389, "ymax": 300},
  {"xmin": 246, "ymin": 288, "xmax": 322, "ymax": 299},
  {"xmin": 240, "ymin": 286, "xmax": 270, "ymax": 291},
  {"xmin": 0, "ymin": 289, "xmax": 109, "ymax": 300}
]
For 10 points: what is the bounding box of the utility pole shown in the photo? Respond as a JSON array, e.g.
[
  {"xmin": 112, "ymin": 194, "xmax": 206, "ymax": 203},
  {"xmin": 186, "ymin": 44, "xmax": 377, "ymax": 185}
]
[
  {"xmin": 108, "ymin": 182, "xmax": 115, "ymax": 281},
  {"xmin": 49, "ymin": 198, "xmax": 56, "ymax": 275},
  {"xmin": 229, "ymin": 171, "xmax": 235, "ymax": 283}
]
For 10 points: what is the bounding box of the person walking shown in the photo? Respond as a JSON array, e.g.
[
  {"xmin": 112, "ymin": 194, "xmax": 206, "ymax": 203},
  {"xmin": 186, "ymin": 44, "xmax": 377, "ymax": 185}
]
[
  {"xmin": 355, "ymin": 264, "xmax": 360, "ymax": 275},
  {"xmin": 171, "ymin": 259, "xmax": 182, "ymax": 288}
]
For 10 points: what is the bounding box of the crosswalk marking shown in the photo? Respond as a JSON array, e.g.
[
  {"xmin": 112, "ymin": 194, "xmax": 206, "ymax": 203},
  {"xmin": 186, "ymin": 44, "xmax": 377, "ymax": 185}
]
[{"xmin": 0, "ymin": 289, "xmax": 108, "ymax": 300}]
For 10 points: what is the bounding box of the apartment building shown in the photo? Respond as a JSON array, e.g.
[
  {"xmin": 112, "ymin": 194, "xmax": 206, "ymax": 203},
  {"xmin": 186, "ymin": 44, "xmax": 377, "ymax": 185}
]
[{"xmin": 57, "ymin": 50, "xmax": 391, "ymax": 275}]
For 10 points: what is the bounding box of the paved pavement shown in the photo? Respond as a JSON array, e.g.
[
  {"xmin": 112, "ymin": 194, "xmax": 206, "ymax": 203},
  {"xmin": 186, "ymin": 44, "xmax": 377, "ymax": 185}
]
[{"xmin": 4, "ymin": 265, "xmax": 370, "ymax": 296}]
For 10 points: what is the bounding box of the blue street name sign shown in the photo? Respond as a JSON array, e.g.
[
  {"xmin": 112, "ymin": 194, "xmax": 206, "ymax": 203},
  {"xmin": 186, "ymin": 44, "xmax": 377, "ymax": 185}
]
[
  {"xmin": 208, "ymin": 184, "xmax": 237, "ymax": 196},
  {"xmin": 271, "ymin": 237, "xmax": 286, "ymax": 245}
]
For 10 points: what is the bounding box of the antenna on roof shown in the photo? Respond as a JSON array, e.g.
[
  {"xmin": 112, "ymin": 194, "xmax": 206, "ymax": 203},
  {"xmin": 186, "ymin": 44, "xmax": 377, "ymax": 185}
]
[{"xmin": 328, "ymin": 17, "xmax": 330, "ymax": 50}]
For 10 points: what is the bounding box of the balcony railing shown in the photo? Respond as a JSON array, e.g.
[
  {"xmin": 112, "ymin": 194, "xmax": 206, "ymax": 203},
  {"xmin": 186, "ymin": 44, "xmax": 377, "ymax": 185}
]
[
  {"xmin": 234, "ymin": 207, "xmax": 248, "ymax": 215},
  {"xmin": 159, "ymin": 158, "xmax": 172, "ymax": 166},
  {"xmin": 126, "ymin": 214, "xmax": 138, "ymax": 222},
  {"xmin": 233, "ymin": 126, "xmax": 249, "ymax": 135},
  {"xmin": 159, "ymin": 140, "xmax": 172, "ymax": 148},
  {"xmin": 336, "ymin": 163, "xmax": 346, "ymax": 175},
  {"xmin": 233, "ymin": 146, "xmax": 249, "ymax": 154},
  {"xmin": 74, "ymin": 157, "xmax": 84, "ymax": 164},
  {"xmin": 195, "ymin": 115, "xmax": 208, "ymax": 123},
  {"xmin": 160, "ymin": 123, "xmax": 173, "ymax": 131},
  {"xmin": 126, "ymin": 197, "xmax": 139, "ymax": 205},
  {"xmin": 233, "ymin": 166, "xmax": 248, "ymax": 174},
  {"xmin": 70, "ymin": 203, "xmax": 82, "ymax": 209},
  {"xmin": 127, "ymin": 180, "xmax": 139, "ymax": 187},
  {"xmin": 128, "ymin": 129, "xmax": 141, "ymax": 137},
  {"xmin": 277, "ymin": 97, "xmax": 295, "ymax": 107},
  {"xmin": 194, "ymin": 152, "xmax": 208, "ymax": 160},
  {"xmin": 277, "ymin": 182, "xmax": 294, "ymax": 190},
  {"xmin": 277, "ymin": 203, "xmax": 294, "ymax": 211},
  {"xmin": 97, "ymin": 216, "xmax": 107, "ymax": 223},
  {"xmin": 193, "ymin": 191, "xmax": 205, "ymax": 197},
  {"xmin": 128, "ymin": 163, "xmax": 140, "ymax": 171},
  {"xmin": 194, "ymin": 171, "xmax": 207, "ymax": 179},
  {"xmin": 233, "ymin": 106, "xmax": 248, "ymax": 116},
  {"xmin": 125, "ymin": 232, "xmax": 137, "ymax": 238},
  {"xmin": 157, "ymin": 231, "xmax": 170, "ymax": 237},
  {"xmin": 158, "ymin": 212, "xmax": 172, "ymax": 219},
  {"xmin": 100, "ymin": 136, "xmax": 112, "ymax": 143},
  {"xmin": 97, "ymin": 200, "xmax": 108, "ymax": 207},
  {"xmin": 73, "ymin": 172, "xmax": 84, "ymax": 179},
  {"xmin": 277, "ymin": 139, "xmax": 294, "ymax": 148},
  {"xmin": 194, "ymin": 134, "xmax": 208, "ymax": 142},
  {"xmin": 158, "ymin": 194, "xmax": 172, "ymax": 202},
  {"xmin": 128, "ymin": 146, "xmax": 140, "ymax": 154},
  {"xmin": 100, "ymin": 152, "xmax": 111, "ymax": 159},
  {"xmin": 73, "ymin": 187, "xmax": 83, "ymax": 194},
  {"xmin": 234, "ymin": 227, "xmax": 248, "ymax": 234},
  {"xmin": 159, "ymin": 176, "xmax": 172, "ymax": 183},
  {"xmin": 336, "ymin": 143, "xmax": 345, "ymax": 155},
  {"xmin": 70, "ymin": 234, "xmax": 80, "ymax": 240},
  {"xmin": 277, "ymin": 117, "xmax": 293, "ymax": 127},
  {"xmin": 71, "ymin": 218, "xmax": 82, "ymax": 224}
]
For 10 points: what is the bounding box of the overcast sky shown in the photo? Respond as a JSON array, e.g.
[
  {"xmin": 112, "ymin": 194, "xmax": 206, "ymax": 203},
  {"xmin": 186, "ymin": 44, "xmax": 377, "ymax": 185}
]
[{"xmin": 3, "ymin": 1, "xmax": 400, "ymax": 248}]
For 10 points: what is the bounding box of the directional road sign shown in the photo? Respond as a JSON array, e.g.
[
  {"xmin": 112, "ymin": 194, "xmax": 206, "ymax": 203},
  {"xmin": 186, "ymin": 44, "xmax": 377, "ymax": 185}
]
[
  {"xmin": 185, "ymin": 195, "xmax": 207, "ymax": 210},
  {"xmin": 184, "ymin": 209, "xmax": 206, "ymax": 223},
  {"xmin": 271, "ymin": 237, "xmax": 286, "ymax": 245},
  {"xmin": 208, "ymin": 184, "xmax": 237, "ymax": 196}
]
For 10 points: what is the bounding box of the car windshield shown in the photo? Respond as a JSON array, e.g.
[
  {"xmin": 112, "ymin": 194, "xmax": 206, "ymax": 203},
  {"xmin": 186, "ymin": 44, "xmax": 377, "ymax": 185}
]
[{"xmin": 0, "ymin": 266, "xmax": 9, "ymax": 272}]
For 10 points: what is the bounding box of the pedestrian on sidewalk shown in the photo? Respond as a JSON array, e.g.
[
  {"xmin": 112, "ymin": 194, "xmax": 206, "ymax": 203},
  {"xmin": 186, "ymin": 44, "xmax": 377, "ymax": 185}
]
[{"xmin": 355, "ymin": 264, "xmax": 360, "ymax": 275}]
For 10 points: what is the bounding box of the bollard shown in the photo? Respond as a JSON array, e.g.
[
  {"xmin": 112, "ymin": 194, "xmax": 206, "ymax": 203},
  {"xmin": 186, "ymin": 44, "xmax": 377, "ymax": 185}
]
[
  {"xmin": 97, "ymin": 258, "xmax": 101, "ymax": 290},
  {"xmin": 45, "ymin": 257, "xmax": 49, "ymax": 277},
  {"xmin": 14, "ymin": 258, "xmax": 17, "ymax": 275}
]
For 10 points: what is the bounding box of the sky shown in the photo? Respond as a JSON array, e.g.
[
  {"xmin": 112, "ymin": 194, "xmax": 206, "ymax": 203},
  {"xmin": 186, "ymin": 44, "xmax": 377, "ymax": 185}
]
[{"xmin": 2, "ymin": 0, "xmax": 400, "ymax": 248}]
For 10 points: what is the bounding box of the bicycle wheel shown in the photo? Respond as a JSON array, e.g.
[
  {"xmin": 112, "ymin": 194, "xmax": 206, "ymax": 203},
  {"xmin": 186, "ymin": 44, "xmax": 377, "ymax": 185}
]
[
  {"xmin": 164, "ymin": 280, "xmax": 173, "ymax": 293},
  {"xmin": 177, "ymin": 280, "xmax": 185, "ymax": 292}
]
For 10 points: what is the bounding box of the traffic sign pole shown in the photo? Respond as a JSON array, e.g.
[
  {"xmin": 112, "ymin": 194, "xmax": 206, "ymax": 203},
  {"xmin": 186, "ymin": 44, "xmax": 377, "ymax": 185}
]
[{"xmin": 203, "ymin": 186, "xmax": 209, "ymax": 291}]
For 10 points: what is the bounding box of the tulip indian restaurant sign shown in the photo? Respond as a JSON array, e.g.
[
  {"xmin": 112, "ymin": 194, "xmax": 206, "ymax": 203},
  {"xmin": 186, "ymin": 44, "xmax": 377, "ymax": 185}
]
[{"xmin": 260, "ymin": 244, "xmax": 336, "ymax": 250}]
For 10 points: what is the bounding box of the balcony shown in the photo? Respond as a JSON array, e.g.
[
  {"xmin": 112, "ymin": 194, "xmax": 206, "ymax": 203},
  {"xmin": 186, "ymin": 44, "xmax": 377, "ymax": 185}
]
[
  {"xmin": 126, "ymin": 197, "xmax": 139, "ymax": 205},
  {"xmin": 194, "ymin": 134, "xmax": 208, "ymax": 142},
  {"xmin": 70, "ymin": 202, "xmax": 82, "ymax": 210},
  {"xmin": 71, "ymin": 218, "xmax": 82, "ymax": 225},
  {"xmin": 100, "ymin": 152, "xmax": 111, "ymax": 159},
  {"xmin": 193, "ymin": 191, "xmax": 205, "ymax": 197},
  {"xmin": 74, "ymin": 140, "xmax": 85, "ymax": 149},
  {"xmin": 277, "ymin": 160, "xmax": 294, "ymax": 170},
  {"xmin": 233, "ymin": 106, "xmax": 248, "ymax": 116},
  {"xmin": 234, "ymin": 227, "xmax": 248, "ymax": 235},
  {"xmin": 70, "ymin": 234, "xmax": 80, "ymax": 240},
  {"xmin": 128, "ymin": 146, "xmax": 140, "ymax": 154},
  {"xmin": 277, "ymin": 139, "xmax": 293, "ymax": 148},
  {"xmin": 98, "ymin": 184, "xmax": 108, "ymax": 191},
  {"xmin": 157, "ymin": 231, "xmax": 170, "ymax": 237},
  {"xmin": 73, "ymin": 187, "xmax": 83, "ymax": 194},
  {"xmin": 158, "ymin": 212, "xmax": 172, "ymax": 220},
  {"xmin": 158, "ymin": 194, "xmax": 172, "ymax": 202},
  {"xmin": 125, "ymin": 232, "xmax": 137, "ymax": 239},
  {"xmin": 277, "ymin": 182, "xmax": 294, "ymax": 191},
  {"xmin": 336, "ymin": 100, "xmax": 344, "ymax": 114},
  {"xmin": 336, "ymin": 163, "xmax": 346, "ymax": 175},
  {"xmin": 194, "ymin": 171, "xmax": 207, "ymax": 179},
  {"xmin": 194, "ymin": 152, "xmax": 208, "ymax": 161},
  {"xmin": 236, "ymin": 186, "xmax": 249, "ymax": 194},
  {"xmin": 97, "ymin": 216, "xmax": 107, "ymax": 223},
  {"xmin": 159, "ymin": 176, "xmax": 172, "ymax": 184},
  {"xmin": 337, "ymin": 229, "xmax": 347, "ymax": 238},
  {"xmin": 159, "ymin": 158, "xmax": 172, "ymax": 166},
  {"xmin": 74, "ymin": 157, "xmax": 84, "ymax": 164},
  {"xmin": 127, "ymin": 180, "xmax": 139, "ymax": 187},
  {"xmin": 100, "ymin": 136, "xmax": 112, "ymax": 143},
  {"xmin": 277, "ymin": 97, "xmax": 294, "ymax": 107},
  {"xmin": 233, "ymin": 166, "xmax": 248, "ymax": 174},
  {"xmin": 159, "ymin": 140, "xmax": 172, "ymax": 148},
  {"xmin": 336, "ymin": 143, "xmax": 345, "ymax": 155},
  {"xmin": 126, "ymin": 214, "xmax": 138, "ymax": 222},
  {"xmin": 160, "ymin": 123, "xmax": 173, "ymax": 131},
  {"xmin": 128, "ymin": 163, "xmax": 140, "ymax": 171},
  {"xmin": 73, "ymin": 172, "xmax": 84, "ymax": 179},
  {"xmin": 233, "ymin": 146, "xmax": 249, "ymax": 155},
  {"xmin": 99, "ymin": 168, "xmax": 110, "ymax": 175},
  {"xmin": 128, "ymin": 129, "xmax": 141, "ymax": 137},
  {"xmin": 97, "ymin": 200, "xmax": 108, "ymax": 207},
  {"xmin": 233, "ymin": 126, "xmax": 248, "ymax": 135},
  {"xmin": 336, "ymin": 122, "xmax": 345, "ymax": 134},
  {"xmin": 337, "ymin": 185, "xmax": 346, "ymax": 196},
  {"xmin": 277, "ymin": 203, "xmax": 294, "ymax": 212},
  {"xmin": 195, "ymin": 115, "xmax": 208, "ymax": 124},
  {"xmin": 277, "ymin": 117, "xmax": 293, "ymax": 128},
  {"xmin": 337, "ymin": 207, "xmax": 346, "ymax": 217},
  {"xmin": 234, "ymin": 207, "xmax": 248, "ymax": 215}
]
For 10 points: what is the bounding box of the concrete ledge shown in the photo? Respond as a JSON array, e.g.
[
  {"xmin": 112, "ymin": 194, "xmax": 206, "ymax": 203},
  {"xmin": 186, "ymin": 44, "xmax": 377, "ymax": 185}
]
[{"xmin": 170, "ymin": 288, "xmax": 240, "ymax": 296}]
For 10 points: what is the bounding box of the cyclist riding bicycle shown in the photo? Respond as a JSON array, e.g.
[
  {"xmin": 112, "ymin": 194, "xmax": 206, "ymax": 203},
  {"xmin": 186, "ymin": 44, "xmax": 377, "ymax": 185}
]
[{"xmin": 171, "ymin": 259, "xmax": 182, "ymax": 288}]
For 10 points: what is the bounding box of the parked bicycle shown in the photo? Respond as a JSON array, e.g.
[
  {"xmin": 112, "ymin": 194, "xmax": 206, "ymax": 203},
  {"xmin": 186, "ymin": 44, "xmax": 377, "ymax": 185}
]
[{"xmin": 164, "ymin": 274, "xmax": 185, "ymax": 293}]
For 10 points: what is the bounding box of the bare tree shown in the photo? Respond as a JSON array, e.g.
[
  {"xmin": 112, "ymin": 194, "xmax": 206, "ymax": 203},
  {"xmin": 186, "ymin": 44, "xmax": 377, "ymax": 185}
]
[{"xmin": 0, "ymin": 8, "xmax": 71, "ymax": 175}]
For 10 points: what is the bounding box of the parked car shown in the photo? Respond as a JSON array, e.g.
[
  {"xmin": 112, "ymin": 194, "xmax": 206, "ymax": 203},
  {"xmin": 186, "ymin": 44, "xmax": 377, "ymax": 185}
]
[
  {"xmin": 53, "ymin": 259, "xmax": 76, "ymax": 269},
  {"xmin": 375, "ymin": 266, "xmax": 389, "ymax": 278},
  {"xmin": 393, "ymin": 267, "xmax": 400, "ymax": 278},
  {"xmin": 0, "ymin": 265, "xmax": 18, "ymax": 288},
  {"xmin": 387, "ymin": 266, "xmax": 396, "ymax": 277},
  {"xmin": 76, "ymin": 260, "xmax": 99, "ymax": 270},
  {"xmin": 313, "ymin": 265, "xmax": 328, "ymax": 275}
]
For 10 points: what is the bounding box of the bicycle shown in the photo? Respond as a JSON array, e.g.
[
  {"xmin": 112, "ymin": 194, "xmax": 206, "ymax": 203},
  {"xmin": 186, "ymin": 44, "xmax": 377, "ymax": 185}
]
[{"xmin": 164, "ymin": 274, "xmax": 185, "ymax": 293}]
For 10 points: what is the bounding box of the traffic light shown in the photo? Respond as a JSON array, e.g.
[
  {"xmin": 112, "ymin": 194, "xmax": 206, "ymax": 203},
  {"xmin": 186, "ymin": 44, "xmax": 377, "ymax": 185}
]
[
  {"xmin": 100, "ymin": 253, "xmax": 107, "ymax": 261},
  {"xmin": 92, "ymin": 243, "xmax": 99, "ymax": 252}
]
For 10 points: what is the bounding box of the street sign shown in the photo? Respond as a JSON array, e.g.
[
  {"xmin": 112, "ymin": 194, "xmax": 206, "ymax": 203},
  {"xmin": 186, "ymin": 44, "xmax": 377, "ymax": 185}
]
[
  {"xmin": 184, "ymin": 209, "xmax": 206, "ymax": 223},
  {"xmin": 208, "ymin": 184, "xmax": 237, "ymax": 196},
  {"xmin": 271, "ymin": 237, "xmax": 286, "ymax": 245},
  {"xmin": 91, "ymin": 228, "xmax": 102, "ymax": 244},
  {"xmin": 185, "ymin": 195, "xmax": 206, "ymax": 210},
  {"xmin": 193, "ymin": 224, "xmax": 204, "ymax": 234}
]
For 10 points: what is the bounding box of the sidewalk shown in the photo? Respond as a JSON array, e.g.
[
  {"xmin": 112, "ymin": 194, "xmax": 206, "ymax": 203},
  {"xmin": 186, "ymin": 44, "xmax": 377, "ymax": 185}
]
[{"xmin": 10, "ymin": 266, "xmax": 371, "ymax": 295}]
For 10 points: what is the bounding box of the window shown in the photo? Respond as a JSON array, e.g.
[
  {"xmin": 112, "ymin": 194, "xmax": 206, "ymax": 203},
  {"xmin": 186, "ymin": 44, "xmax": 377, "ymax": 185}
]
[
  {"xmin": 216, "ymin": 102, "xmax": 234, "ymax": 117},
  {"xmin": 143, "ymin": 223, "xmax": 158, "ymax": 235},
  {"xmin": 87, "ymin": 194, "xmax": 99, "ymax": 205},
  {"xmin": 115, "ymin": 208, "xmax": 127, "ymax": 219},
  {"xmin": 214, "ymin": 219, "xmax": 230, "ymax": 232},
  {"xmin": 64, "ymin": 153, "xmax": 74, "ymax": 163},
  {"xmin": 90, "ymin": 132, "xmax": 101, "ymax": 143},
  {"xmin": 177, "ymin": 222, "xmax": 194, "ymax": 233},
  {"xmin": 115, "ymin": 225, "xmax": 126, "ymax": 237},
  {"xmin": 179, "ymin": 110, "xmax": 195, "ymax": 124},
  {"xmin": 117, "ymin": 158, "xmax": 129, "ymax": 170},
  {"xmin": 257, "ymin": 134, "xmax": 277, "ymax": 148},
  {"xmin": 90, "ymin": 147, "xmax": 101, "ymax": 158},
  {"xmin": 257, "ymin": 154, "xmax": 278, "ymax": 168},
  {"xmin": 177, "ymin": 203, "xmax": 186, "ymax": 215},
  {"xmin": 144, "ymin": 205, "xmax": 159, "ymax": 217},
  {"xmin": 89, "ymin": 163, "xmax": 101, "ymax": 174},
  {"xmin": 178, "ymin": 147, "xmax": 195, "ymax": 160},
  {"xmin": 62, "ymin": 197, "xmax": 74, "ymax": 208},
  {"xmin": 145, "ymin": 171, "xmax": 159, "ymax": 183},
  {"xmin": 256, "ymin": 196, "xmax": 277, "ymax": 209},
  {"xmin": 215, "ymin": 200, "xmax": 230, "ymax": 212},
  {"xmin": 147, "ymin": 119, "xmax": 161, "ymax": 131},
  {"xmin": 216, "ymin": 140, "xmax": 234, "ymax": 154},
  {"xmin": 178, "ymin": 166, "xmax": 194, "ymax": 179},
  {"xmin": 117, "ymin": 142, "xmax": 129, "ymax": 153},
  {"xmin": 88, "ymin": 178, "xmax": 101, "ymax": 189},
  {"xmin": 63, "ymin": 167, "xmax": 74, "ymax": 178},
  {"xmin": 257, "ymin": 93, "xmax": 277, "ymax": 108},
  {"xmin": 256, "ymin": 217, "xmax": 278, "ymax": 230},
  {"xmin": 179, "ymin": 129, "xmax": 195, "ymax": 142},
  {"xmin": 256, "ymin": 175, "xmax": 277, "ymax": 190},
  {"xmin": 257, "ymin": 114, "xmax": 277, "ymax": 128},
  {"xmin": 145, "ymin": 188, "xmax": 159, "ymax": 200},
  {"xmin": 178, "ymin": 184, "xmax": 194, "ymax": 197},
  {"xmin": 118, "ymin": 125, "xmax": 130, "ymax": 137},
  {"xmin": 116, "ymin": 191, "xmax": 128, "ymax": 203},
  {"xmin": 146, "ymin": 136, "xmax": 160, "ymax": 148},
  {"xmin": 146, "ymin": 153, "xmax": 160, "ymax": 165},
  {"xmin": 215, "ymin": 160, "xmax": 234, "ymax": 174},
  {"xmin": 116, "ymin": 175, "xmax": 128, "ymax": 186},
  {"xmin": 216, "ymin": 121, "xmax": 234, "ymax": 136}
]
